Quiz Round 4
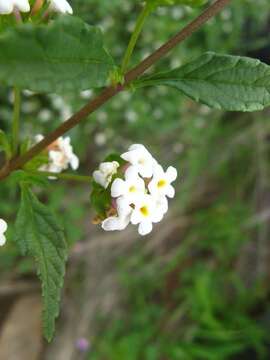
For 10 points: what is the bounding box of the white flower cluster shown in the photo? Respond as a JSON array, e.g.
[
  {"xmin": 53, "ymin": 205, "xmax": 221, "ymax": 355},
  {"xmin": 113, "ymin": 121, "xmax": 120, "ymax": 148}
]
[
  {"xmin": 36, "ymin": 134, "xmax": 79, "ymax": 175},
  {"xmin": 0, "ymin": 219, "xmax": 8, "ymax": 246},
  {"xmin": 94, "ymin": 144, "xmax": 177, "ymax": 236},
  {"xmin": 48, "ymin": 0, "xmax": 73, "ymax": 15},
  {"xmin": 0, "ymin": 0, "xmax": 72, "ymax": 15},
  {"xmin": 0, "ymin": 0, "xmax": 30, "ymax": 14}
]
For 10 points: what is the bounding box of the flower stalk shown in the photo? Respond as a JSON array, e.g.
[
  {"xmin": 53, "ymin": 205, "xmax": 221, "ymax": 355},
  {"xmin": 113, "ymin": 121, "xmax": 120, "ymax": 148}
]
[
  {"xmin": 121, "ymin": 2, "xmax": 154, "ymax": 73},
  {"xmin": 27, "ymin": 170, "xmax": 91, "ymax": 183},
  {"xmin": 11, "ymin": 87, "xmax": 21, "ymax": 156}
]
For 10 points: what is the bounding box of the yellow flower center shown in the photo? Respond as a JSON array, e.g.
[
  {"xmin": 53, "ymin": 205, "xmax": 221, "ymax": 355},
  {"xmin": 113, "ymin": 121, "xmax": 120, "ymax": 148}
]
[
  {"xmin": 129, "ymin": 186, "xmax": 136, "ymax": 193},
  {"xmin": 140, "ymin": 206, "xmax": 149, "ymax": 217},
  {"xmin": 138, "ymin": 158, "xmax": 145, "ymax": 165},
  {"xmin": 157, "ymin": 179, "xmax": 166, "ymax": 188}
]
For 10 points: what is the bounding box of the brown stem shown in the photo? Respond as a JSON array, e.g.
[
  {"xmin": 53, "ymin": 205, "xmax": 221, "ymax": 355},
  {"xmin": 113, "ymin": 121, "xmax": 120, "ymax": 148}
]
[
  {"xmin": 0, "ymin": 0, "xmax": 231, "ymax": 181},
  {"xmin": 31, "ymin": 0, "xmax": 44, "ymax": 16}
]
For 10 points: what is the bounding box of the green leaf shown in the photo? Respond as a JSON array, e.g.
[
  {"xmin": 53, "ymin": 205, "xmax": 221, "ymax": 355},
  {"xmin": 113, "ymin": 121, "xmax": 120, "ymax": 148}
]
[
  {"xmin": 0, "ymin": 130, "xmax": 12, "ymax": 159},
  {"xmin": 136, "ymin": 52, "xmax": 270, "ymax": 112},
  {"xmin": 104, "ymin": 153, "xmax": 126, "ymax": 166},
  {"xmin": 90, "ymin": 181, "xmax": 111, "ymax": 218},
  {"xmin": 9, "ymin": 170, "xmax": 49, "ymax": 188},
  {"xmin": 0, "ymin": 15, "xmax": 114, "ymax": 93},
  {"xmin": 14, "ymin": 185, "xmax": 67, "ymax": 341}
]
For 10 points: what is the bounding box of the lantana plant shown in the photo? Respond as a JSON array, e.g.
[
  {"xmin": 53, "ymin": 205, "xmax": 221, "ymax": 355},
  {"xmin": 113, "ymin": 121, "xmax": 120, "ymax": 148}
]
[
  {"xmin": 91, "ymin": 144, "xmax": 177, "ymax": 236},
  {"xmin": 0, "ymin": 0, "xmax": 269, "ymax": 341}
]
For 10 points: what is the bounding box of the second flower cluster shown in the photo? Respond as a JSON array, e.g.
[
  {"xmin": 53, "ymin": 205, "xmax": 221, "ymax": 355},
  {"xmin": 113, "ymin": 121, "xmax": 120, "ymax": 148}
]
[{"xmin": 93, "ymin": 144, "xmax": 177, "ymax": 236}]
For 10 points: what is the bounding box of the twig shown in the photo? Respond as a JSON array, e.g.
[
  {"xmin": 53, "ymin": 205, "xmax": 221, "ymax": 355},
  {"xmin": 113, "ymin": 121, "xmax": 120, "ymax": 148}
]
[{"xmin": 0, "ymin": 0, "xmax": 231, "ymax": 181}]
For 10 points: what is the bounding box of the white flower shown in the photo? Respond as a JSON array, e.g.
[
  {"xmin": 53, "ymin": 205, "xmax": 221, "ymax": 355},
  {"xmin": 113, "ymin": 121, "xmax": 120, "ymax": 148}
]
[
  {"xmin": 0, "ymin": 219, "xmax": 7, "ymax": 246},
  {"xmin": 102, "ymin": 197, "xmax": 132, "ymax": 232},
  {"xmin": 94, "ymin": 144, "xmax": 178, "ymax": 236},
  {"xmin": 0, "ymin": 0, "xmax": 30, "ymax": 14},
  {"xmin": 93, "ymin": 161, "xmax": 119, "ymax": 189},
  {"xmin": 53, "ymin": 136, "xmax": 79, "ymax": 170},
  {"xmin": 155, "ymin": 195, "xmax": 168, "ymax": 216},
  {"xmin": 111, "ymin": 166, "xmax": 145, "ymax": 203},
  {"xmin": 121, "ymin": 144, "xmax": 156, "ymax": 178},
  {"xmin": 148, "ymin": 164, "xmax": 177, "ymax": 199},
  {"xmin": 48, "ymin": 0, "xmax": 73, "ymax": 14},
  {"xmin": 130, "ymin": 194, "xmax": 164, "ymax": 236},
  {"xmin": 36, "ymin": 135, "xmax": 79, "ymax": 174}
]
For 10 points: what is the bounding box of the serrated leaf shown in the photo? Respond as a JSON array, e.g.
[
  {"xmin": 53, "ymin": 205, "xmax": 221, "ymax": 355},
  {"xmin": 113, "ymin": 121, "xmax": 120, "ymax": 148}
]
[
  {"xmin": 9, "ymin": 170, "xmax": 49, "ymax": 188},
  {"xmin": 0, "ymin": 15, "xmax": 114, "ymax": 93},
  {"xmin": 14, "ymin": 185, "xmax": 67, "ymax": 341},
  {"xmin": 136, "ymin": 52, "xmax": 270, "ymax": 112}
]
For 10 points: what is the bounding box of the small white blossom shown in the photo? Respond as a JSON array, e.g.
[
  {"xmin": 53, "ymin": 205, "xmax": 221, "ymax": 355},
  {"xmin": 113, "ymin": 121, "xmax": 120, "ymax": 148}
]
[
  {"xmin": 50, "ymin": 137, "xmax": 79, "ymax": 171},
  {"xmin": 148, "ymin": 164, "xmax": 177, "ymax": 199},
  {"xmin": 48, "ymin": 0, "xmax": 73, "ymax": 14},
  {"xmin": 93, "ymin": 161, "xmax": 119, "ymax": 189},
  {"xmin": 102, "ymin": 197, "xmax": 131, "ymax": 232},
  {"xmin": 121, "ymin": 144, "xmax": 156, "ymax": 178},
  {"xmin": 155, "ymin": 195, "xmax": 168, "ymax": 216},
  {"xmin": 0, "ymin": 0, "xmax": 30, "ymax": 14},
  {"xmin": 0, "ymin": 219, "xmax": 7, "ymax": 246},
  {"xmin": 130, "ymin": 194, "xmax": 164, "ymax": 236},
  {"xmin": 36, "ymin": 135, "xmax": 79, "ymax": 174},
  {"xmin": 111, "ymin": 166, "xmax": 145, "ymax": 203}
]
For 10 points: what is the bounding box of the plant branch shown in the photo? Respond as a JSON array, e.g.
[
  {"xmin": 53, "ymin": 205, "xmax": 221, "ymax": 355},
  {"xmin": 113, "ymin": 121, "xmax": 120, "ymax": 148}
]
[
  {"xmin": 0, "ymin": 0, "xmax": 231, "ymax": 181},
  {"xmin": 11, "ymin": 87, "xmax": 21, "ymax": 156},
  {"xmin": 121, "ymin": 2, "xmax": 153, "ymax": 73}
]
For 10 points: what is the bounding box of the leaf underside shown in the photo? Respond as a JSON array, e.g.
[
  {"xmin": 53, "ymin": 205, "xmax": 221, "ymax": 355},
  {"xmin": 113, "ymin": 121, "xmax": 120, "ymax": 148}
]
[{"xmin": 14, "ymin": 185, "xmax": 67, "ymax": 341}]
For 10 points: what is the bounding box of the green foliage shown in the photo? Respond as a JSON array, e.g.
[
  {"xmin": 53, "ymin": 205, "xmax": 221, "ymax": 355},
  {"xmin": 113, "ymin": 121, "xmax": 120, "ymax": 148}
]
[
  {"xmin": 0, "ymin": 15, "xmax": 114, "ymax": 93},
  {"xmin": 9, "ymin": 170, "xmax": 49, "ymax": 188},
  {"xmin": 0, "ymin": 0, "xmax": 269, "ymax": 349},
  {"xmin": 137, "ymin": 52, "xmax": 270, "ymax": 111},
  {"xmin": 104, "ymin": 153, "xmax": 126, "ymax": 166},
  {"xmin": 0, "ymin": 129, "xmax": 11, "ymax": 159},
  {"xmin": 14, "ymin": 184, "xmax": 67, "ymax": 341},
  {"xmin": 91, "ymin": 202, "xmax": 268, "ymax": 359},
  {"xmin": 147, "ymin": 0, "xmax": 207, "ymax": 8},
  {"xmin": 90, "ymin": 180, "xmax": 112, "ymax": 218}
]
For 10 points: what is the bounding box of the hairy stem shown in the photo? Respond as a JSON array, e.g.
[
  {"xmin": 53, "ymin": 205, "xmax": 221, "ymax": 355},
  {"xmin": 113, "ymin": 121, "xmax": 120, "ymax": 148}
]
[
  {"xmin": 121, "ymin": 2, "xmax": 153, "ymax": 73},
  {"xmin": 0, "ymin": 0, "xmax": 231, "ymax": 181},
  {"xmin": 12, "ymin": 87, "xmax": 21, "ymax": 156},
  {"xmin": 28, "ymin": 170, "xmax": 92, "ymax": 183}
]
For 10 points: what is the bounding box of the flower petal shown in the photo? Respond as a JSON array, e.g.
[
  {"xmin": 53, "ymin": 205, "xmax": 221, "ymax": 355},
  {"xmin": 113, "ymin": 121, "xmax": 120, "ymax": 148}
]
[
  {"xmin": 0, "ymin": 219, "xmax": 7, "ymax": 233},
  {"xmin": 14, "ymin": 0, "xmax": 30, "ymax": 12},
  {"xmin": 138, "ymin": 221, "xmax": 153, "ymax": 236},
  {"xmin": 0, "ymin": 234, "xmax": 6, "ymax": 246},
  {"xmin": 93, "ymin": 170, "xmax": 107, "ymax": 188},
  {"xmin": 166, "ymin": 185, "xmax": 175, "ymax": 198},
  {"xmin": 116, "ymin": 196, "xmax": 132, "ymax": 217},
  {"xmin": 125, "ymin": 165, "xmax": 140, "ymax": 180},
  {"xmin": 0, "ymin": 1, "xmax": 13, "ymax": 14},
  {"xmin": 130, "ymin": 210, "xmax": 142, "ymax": 225},
  {"xmin": 152, "ymin": 210, "xmax": 164, "ymax": 224},
  {"xmin": 102, "ymin": 215, "xmax": 130, "ymax": 231},
  {"xmin": 166, "ymin": 166, "xmax": 178, "ymax": 182},
  {"xmin": 111, "ymin": 178, "xmax": 126, "ymax": 198},
  {"xmin": 70, "ymin": 154, "xmax": 79, "ymax": 170}
]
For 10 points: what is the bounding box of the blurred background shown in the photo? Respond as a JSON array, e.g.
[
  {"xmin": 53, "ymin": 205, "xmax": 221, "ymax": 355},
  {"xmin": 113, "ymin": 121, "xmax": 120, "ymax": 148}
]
[{"xmin": 0, "ymin": 0, "xmax": 270, "ymax": 359}]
